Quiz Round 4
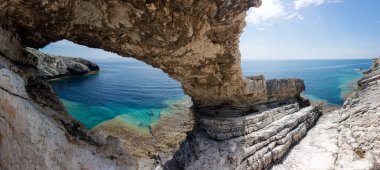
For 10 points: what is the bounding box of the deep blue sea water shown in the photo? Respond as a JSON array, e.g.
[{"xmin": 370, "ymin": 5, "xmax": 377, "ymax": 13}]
[{"xmin": 49, "ymin": 58, "xmax": 371, "ymax": 129}]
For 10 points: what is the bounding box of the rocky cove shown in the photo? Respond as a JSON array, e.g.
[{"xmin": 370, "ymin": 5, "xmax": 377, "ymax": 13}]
[{"xmin": 0, "ymin": 1, "xmax": 379, "ymax": 170}]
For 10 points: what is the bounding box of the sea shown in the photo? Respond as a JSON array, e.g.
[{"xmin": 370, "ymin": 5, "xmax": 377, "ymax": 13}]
[{"xmin": 49, "ymin": 58, "xmax": 372, "ymax": 129}]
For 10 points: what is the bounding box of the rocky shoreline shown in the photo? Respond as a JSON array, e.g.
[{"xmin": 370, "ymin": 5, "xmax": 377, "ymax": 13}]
[
  {"xmin": 92, "ymin": 97, "xmax": 195, "ymax": 167},
  {"xmin": 271, "ymin": 57, "xmax": 380, "ymax": 169},
  {"xmin": 25, "ymin": 48, "xmax": 100, "ymax": 80}
]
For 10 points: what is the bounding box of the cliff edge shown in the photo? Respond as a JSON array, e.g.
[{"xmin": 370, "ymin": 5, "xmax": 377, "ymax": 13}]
[
  {"xmin": 271, "ymin": 58, "xmax": 380, "ymax": 170},
  {"xmin": 25, "ymin": 47, "xmax": 99, "ymax": 79}
]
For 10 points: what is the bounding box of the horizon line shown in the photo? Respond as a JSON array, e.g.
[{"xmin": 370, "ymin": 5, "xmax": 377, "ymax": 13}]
[{"xmin": 241, "ymin": 58, "xmax": 376, "ymax": 61}]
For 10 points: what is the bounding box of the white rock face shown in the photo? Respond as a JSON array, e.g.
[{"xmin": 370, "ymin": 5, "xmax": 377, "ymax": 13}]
[
  {"xmin": 335, "ymin": 64, "xmax": 380, "ymax": 170},
  {"xmin": 0, "ymin": 66, "xmax": 135, "ymax": 169},
  {"xmin": 271, "ymin": 58, "xmax": 380, "ymax": 170},
  {"xmin": 271, "ymin": 111, "xmax": 340, "ymax": 170},
  {"xmin": 165, "ymin": 104, "xmax": 321, "ymax": 170},
  {"xmin": 0, "ymin": 27, "xmax": 136, "ymax": 170}
]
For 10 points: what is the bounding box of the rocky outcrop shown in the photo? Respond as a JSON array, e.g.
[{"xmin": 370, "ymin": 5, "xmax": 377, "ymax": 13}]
[
  {"xmin": 25, "ymin": 47, "xmax": 99, "ymax": 79},
  {"xmin": 364, "ymin": 57, "xmax": 380, "ymax": 74},
  {"xmin": 271, "ymin": 58, "xmax": 380, "ymax": 170},
  {"xmin": 165, "ymin": 104, "xmax": 321, "ymax": 169},
  {"xmin": 335, "ymin": 58, "xmax": 380, "ymax": 169},
  {"xmin": 271, "ymin": 110, "xmax": 340, "ymax": 170},
  {"xmin": 0, "ymin": 26, "xmax": 136, "ymax": 169},
  {"xmin": 201, "ymin": 75, "xmax": 307, "ymax": 117},
  {"xmin": 358, "ymin": 57, "xmax": 380, "ymax": 88},
  {"xmin": 0, "ymin": 68, "xmax": 134, "ymax": 169}
]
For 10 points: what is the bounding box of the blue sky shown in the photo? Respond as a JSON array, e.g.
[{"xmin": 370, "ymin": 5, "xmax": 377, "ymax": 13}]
[
  {"xmin": 240, "ymin": 0, "xmax": 380, "ymax": 59},
  {"xmin": 42, "ymin": 0, "xmax": 380, "ymax": 60}
]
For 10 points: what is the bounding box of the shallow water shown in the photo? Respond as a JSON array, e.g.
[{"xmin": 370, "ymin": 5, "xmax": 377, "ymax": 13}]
[
  {"xmin": 50, "ymin": 58, "xmax": 371, "ymax": 129},
  {"xmin": 242, "ymin": 60, "xmax": 371, "ymax": 104}
]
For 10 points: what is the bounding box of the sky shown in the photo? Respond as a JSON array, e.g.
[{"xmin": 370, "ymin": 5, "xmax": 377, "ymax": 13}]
[
  {"xmin": 240, "ymin": 0, "xmax": 380, "ymax": 60},
  {"xmin": 42, "ymin": 0, "xmax": 380, "ymax": 60}
]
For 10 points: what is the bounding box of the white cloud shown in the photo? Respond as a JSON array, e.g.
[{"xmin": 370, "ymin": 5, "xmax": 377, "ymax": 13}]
[
  {"xmin": 246, "ymin": 0, "xmax": 285, "ymax": 24},
  {"xmin": 286, "ymin": 12, "xmax": 304, "ymax": 20},
  {"xmin": 294, "ymin": 0, "xmax": 342, "ymax": 10},
  {"xmin": 246, "ymin": 0, "xmax": 341, "ymax": 25}
]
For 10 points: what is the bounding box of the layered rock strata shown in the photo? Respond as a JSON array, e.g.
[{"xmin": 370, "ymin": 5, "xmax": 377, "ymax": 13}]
[
  {"xmin": 335, "ymin": 58, "xmax": 380, "ymax": 169},
  {"xmin": 271, "ymin": 110, "xmax": 340, "ymax": 170},
  {"xmin": 165, "ymin": 103, "xmax": 321, "ymax": 169},
  {"xmin": 25, "ymin": 48, "xmax": 99, "ymax": 79},
  {"xmin": 271, "ymin": 58, "xmax": 380, "ymax": 170},
  {"xmin": 201, "ymin": 75, "xmax": 307, "ymax": 117}
]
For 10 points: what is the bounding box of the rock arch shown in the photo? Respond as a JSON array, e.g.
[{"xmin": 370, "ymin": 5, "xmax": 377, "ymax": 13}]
[
  {"xmin": 2, "ymin": 0, "xmax": 307, "ymax": 117},
  {"xmin": 0, "ymin": 0, "xmax": 310, "ymax": 136},
  {"xmin": 1, "ymin": 0, "xmax": 291, "ymax": 115}
]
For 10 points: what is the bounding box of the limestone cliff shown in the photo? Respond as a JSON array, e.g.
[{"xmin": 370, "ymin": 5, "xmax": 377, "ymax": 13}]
[
  {"xmin": 336, "ymin": 58, "xmax": 380, "ymax": 169},
  {"xmin": 25, "ymin": 47, "xmax": 99, "ymax": 79},
  {"xmin": 0, "ymin": 27, "xmax": 136, "ymax": 169},
  {"xmin": 271, "ymin": 58, "xmax": 380, "ymax": 170}
]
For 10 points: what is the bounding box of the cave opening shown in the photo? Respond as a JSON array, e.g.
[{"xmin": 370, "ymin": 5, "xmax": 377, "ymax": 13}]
[
  {"xmin": 32, "ymin": 39, "xmax": 196, "ymax": 159},
  {"xmin": 39, "ymin": 40, "xmax": 189, "ymax": 131}
]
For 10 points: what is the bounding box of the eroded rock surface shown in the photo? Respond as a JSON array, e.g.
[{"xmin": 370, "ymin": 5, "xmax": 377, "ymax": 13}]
[
  {"xmin": 0, "ymin": 60, "xmax": 135, "ymax": 169},
  {"xmin": 271, "ymin": 110, "xmax": 340, "ymax": 170},
  {"xmin": 271, "ymin": 58, "xmax": 380, "ymax": 170},
  {"xmin": 165, "ymin": 104, "xmax": 321, "ymax": 170},
  {"xmin": 335, "ymin": 58, "xmax": 380, "ymax": 169},
  {"xmin": 25, "ymin": 48, "xmax": 99, "ymax": 79},
  {"xmin": 0, "ymin": 26, "xmax": 136, "ymax": 169}
]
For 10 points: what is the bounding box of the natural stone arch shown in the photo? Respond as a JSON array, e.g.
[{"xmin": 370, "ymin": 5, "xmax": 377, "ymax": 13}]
[{"xmin": 1, "ymin": 0, "xmax": 304, "ymax": 117}]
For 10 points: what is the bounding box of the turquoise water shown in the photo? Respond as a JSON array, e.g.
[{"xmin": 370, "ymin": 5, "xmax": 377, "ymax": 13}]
[
  {"xmin": 50, "ymin": 58, "xmax": 371, "ymax": 129},
  {"xmin": 49, "ymin": 59, "xmax": 184, "ymax": 129},
  {"xmin": 242, "ymin": 60, "xmax": 371, "ymax": 104}
]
